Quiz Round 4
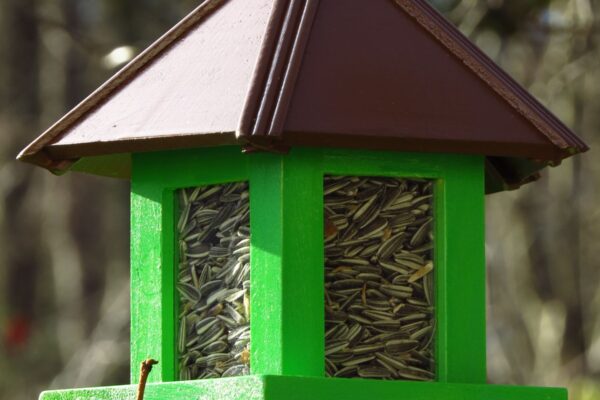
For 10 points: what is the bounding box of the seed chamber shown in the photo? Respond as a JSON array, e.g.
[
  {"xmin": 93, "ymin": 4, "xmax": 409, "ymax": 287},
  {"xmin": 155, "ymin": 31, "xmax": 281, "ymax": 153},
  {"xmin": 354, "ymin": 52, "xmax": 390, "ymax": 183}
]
[
  {"xmin": 176, "ymin": 182, "xmax": 251, "ymax": 380},
  {"xmin": 324, "ymin": 176, "xmax": 435, "ymax": 380}
]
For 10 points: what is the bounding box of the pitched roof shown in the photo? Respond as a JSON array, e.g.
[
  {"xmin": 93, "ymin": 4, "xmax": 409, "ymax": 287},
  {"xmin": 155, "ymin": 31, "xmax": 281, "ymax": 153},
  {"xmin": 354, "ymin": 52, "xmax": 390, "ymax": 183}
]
[{"xmin": 18, "ymin": 0, "xmax": 588, "ymax": 192}]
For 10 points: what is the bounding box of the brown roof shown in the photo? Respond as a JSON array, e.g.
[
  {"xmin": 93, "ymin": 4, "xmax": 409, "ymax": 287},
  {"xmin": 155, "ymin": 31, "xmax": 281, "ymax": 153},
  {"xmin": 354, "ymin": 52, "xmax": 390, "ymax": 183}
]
[{"xmin": 18, "ymin": 0, "xmax": 588, "ymax": 193}]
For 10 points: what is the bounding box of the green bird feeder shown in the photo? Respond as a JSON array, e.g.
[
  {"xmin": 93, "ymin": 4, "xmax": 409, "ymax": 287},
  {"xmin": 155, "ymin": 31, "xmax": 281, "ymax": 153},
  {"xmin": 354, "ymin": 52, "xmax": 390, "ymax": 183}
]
[{"xmin": 19, "ymin": 0, "xmax": 588, "ymax": 399}]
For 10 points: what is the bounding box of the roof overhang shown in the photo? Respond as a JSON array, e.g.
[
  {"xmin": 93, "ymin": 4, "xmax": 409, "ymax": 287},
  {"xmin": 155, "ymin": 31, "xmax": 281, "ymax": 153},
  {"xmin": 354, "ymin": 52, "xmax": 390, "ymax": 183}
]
[{"xmin": 17, "ymin": 0, "xmax": 588, "ymax": 193}]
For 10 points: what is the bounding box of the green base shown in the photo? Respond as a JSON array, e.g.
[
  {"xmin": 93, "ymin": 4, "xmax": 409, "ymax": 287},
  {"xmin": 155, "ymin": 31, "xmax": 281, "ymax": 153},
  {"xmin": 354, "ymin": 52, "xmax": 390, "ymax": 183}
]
[{"xmin": 40, "ymin": 375, "xmax": 567, "ymax": 400}]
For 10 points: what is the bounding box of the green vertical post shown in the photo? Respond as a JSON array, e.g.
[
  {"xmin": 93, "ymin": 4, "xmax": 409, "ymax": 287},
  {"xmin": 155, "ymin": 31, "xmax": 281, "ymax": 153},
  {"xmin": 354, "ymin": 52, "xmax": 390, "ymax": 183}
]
[
  {"xmin": 249, "ymin": 153, "xmax": 285, "ymax": 375},
  {"xmin": 130, "ymin": 173, "xmax": 176, "ymax": 383},
  {"xmin": 281, "ymin": 149, "xmax": 324, "ymax": 376},
  {"xmin": 249, "ymin": 150, "xmax": 324, "ymax": 376},
  {"xmin": 436, "ymin": 155, "xmax": 486, "ymax": 384}
]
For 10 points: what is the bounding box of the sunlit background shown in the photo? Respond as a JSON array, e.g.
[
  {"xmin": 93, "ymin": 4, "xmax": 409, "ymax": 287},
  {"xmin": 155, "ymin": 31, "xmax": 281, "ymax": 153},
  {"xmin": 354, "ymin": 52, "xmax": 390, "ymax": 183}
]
[{"xmin": 0, "ymin": 0, "xmax": 599, "ymax": 399}]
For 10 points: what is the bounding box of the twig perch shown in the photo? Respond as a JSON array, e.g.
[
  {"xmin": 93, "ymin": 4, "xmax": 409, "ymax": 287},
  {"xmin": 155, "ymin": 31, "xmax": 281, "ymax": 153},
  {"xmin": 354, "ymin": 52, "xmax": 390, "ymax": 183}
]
[{"xmin": 136, "ymin": 359, "xmax": 158, "ymax": 400}]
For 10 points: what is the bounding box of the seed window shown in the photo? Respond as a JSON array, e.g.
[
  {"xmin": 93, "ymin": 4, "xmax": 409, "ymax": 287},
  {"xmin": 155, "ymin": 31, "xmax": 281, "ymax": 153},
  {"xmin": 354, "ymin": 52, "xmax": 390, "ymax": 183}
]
[
  {"xmin": 177, "ymin": 182, "xmax": 251, "ymax": 380},
  {"xmin": 324, "ymin": 176, "xmax": 434, "ymax": 380}
]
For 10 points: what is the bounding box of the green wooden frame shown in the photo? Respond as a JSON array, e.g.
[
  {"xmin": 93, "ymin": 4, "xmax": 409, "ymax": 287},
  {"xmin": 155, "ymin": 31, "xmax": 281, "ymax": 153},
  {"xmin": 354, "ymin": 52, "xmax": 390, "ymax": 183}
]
[
  {"xmin": 130, "ymin": 146, "xmax": 486, "ymax": 385},
  {"xmin": 40, "ymin": 376, "xmax": 567, "ymax": 400}
]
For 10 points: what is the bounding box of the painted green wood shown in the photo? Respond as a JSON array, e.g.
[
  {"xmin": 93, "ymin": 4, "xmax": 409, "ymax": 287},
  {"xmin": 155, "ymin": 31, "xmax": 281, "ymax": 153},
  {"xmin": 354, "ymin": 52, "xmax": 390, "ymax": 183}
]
[
  {"xmin": 39, "ymin": 376, "xmax": 566, "ymax": 400},
  {"xmin": 321, "ymin": 148, "xmax": 454, "ymax": 178},
  {"xmin": 264, "ymin": 376, "xmax": 567, "ymax": 400},
  {"xmin": 39, "ymin": 376, "xmax": 265, "ymax": 400},
  {"xmin": 439, "ymin": 156, "xmax": 486, "ymax": 384},
  {"xmin": 71, "ymin": 153, "xmax": 131, "ymax": 178},
  {"xmin": 249, "ymin": 153, "xmax": 285, "ymax": 375},
  {"xmin": 249, "ymin": 151, "xmax": 323, "ymax": 376},
  {"xmin": 162, "ymin": 188, "xmax": 177, "ymax": 380},
  {"xmin": 318, "ymin": 148, "xmax": 486, "ymax": 383},
  {"xmin": 280, "ymin": 149, "xmax": 324, "ymax": 376},
  {"xmin": 131, "ymin": 147, "xmax": 249, "ymax": 382},
  {"xmin": 134, "ymin": 146, "xmax": 249, "ymax": 188},
  {"xmin": 130, "ymin": 181, "xmax": 168, "ymax": 383},
  {"xmin": 131, "ymin": 146, "xmax": 485, "ymax": 384}
]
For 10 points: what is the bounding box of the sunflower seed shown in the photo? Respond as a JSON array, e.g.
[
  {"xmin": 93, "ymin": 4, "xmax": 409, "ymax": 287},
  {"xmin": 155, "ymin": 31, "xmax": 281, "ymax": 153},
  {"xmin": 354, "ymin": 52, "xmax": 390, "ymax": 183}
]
[
  {"xmin": 409, "ymin": 325, "xmax": 433, "ymax": 341},
  {"xmin": 385, "ymin": 339, "xmax": 420, "ymax": 354},
  {"xmin": 222, "ymin": 365, "xmax": 249, "ymax": 377},
  {"xmin": 203, "ymin": 340, "xmax": 228, "ymax": 354},
  {"xmin": 325, "ymin": 340, "xmax": 350, "ymax": 356},
  {"xmin": 195, "ymin": 317, "xmax": 218, "ymax": 336},
  {"xmin": 358, "ymin": 366, "xmax": 392, "ymax": 379},
  {"xmin": 376, "ymin": 233, "xmax": 405, "ymax": 260},
  {"xmin": 408, "ymin": 261, "xmax": 433, "ymax": 283},
  {"xmin": 334, "ymin": 366, "xmax": 359, "ymax": 377},
  {"xmin": 342, "ymin": 355, "xmax": 376, "ymax": 367},
  {"xmin": 177, "ymin": 283, "xmax": 200, "ymax": 303},
  {"xmin": 352, "ymin": 343, "xmax": 384, "ymax": 355}
]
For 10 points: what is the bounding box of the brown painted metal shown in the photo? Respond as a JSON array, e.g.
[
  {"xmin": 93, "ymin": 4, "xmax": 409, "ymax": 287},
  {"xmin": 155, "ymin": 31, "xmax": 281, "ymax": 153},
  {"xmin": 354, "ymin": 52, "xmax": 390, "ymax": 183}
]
[
  {"xmin": 279, "ymin": 0, "xmax": 583, "ymax": 162},
  {"xmin": 238, "ymin": 0, "xmax": 320, "ymax": 140},
  {"xmin": 17, "ymin": 0, "xmax": 588, "ymax": 192},
  {"xmin": 18, "ymin": 0, "xmax": 272, "ymax": 171}
]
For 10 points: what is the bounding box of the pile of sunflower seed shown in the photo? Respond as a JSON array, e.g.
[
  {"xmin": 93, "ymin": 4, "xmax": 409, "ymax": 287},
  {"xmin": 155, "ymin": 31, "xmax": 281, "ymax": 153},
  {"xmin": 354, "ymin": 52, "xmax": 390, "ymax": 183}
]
[
  {"xmin": 324, "ymin": 176, "xmax": 435, "ymax": 380},
  {"xmin": 177, "ymin": 182, "xmax": 251, "ymax": 380}
]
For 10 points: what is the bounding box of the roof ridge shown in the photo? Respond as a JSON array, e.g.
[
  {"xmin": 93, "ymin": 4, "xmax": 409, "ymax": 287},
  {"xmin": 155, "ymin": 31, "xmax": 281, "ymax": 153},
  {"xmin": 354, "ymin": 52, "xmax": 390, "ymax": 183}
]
[
  {"xmin": 237, "ymin": 0, "xmax": 320, "ymax": 143},
  {"xmin": 392, "ymin": 0, "xmax": 588, "ymax": 155}
]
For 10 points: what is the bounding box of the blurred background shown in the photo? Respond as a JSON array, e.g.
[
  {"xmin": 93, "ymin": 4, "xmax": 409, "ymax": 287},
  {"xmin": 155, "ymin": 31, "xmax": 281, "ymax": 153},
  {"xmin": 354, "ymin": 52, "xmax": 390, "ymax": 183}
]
[{"xmin": 0, "ymin": 0, "xmax": 598, "ymax": 398}]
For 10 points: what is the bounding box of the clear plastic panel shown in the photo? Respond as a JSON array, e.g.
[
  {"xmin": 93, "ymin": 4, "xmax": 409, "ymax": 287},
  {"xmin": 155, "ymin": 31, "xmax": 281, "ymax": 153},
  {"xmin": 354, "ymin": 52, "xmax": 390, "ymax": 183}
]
[
  {"xmin": 177, "ymin": 182, "xmax": 251, "ymax": 380},
  {"xmin": 324, "ymin": 176, "xmax": 434, "ymax": 380}
]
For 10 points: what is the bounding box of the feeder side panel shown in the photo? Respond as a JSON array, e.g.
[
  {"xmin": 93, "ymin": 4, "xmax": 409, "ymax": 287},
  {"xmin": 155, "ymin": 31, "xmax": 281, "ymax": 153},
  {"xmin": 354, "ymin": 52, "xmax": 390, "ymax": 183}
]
[
  {"xmin": 320, "ymin": 149, "xmax": 486, "ymax": 384},
  {"xmin": 324, "ymin": 175, "xmax": 435, "ymax": 381},
  {"xmin": 131, "ymin": 147, "xmax": 249, "ymax": 382}
]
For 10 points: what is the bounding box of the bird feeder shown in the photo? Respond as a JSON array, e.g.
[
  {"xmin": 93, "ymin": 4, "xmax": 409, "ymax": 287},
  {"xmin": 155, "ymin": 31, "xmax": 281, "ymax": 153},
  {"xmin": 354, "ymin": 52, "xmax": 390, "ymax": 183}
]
[{"xmin": 19, "ymin": 0, "xmax": 588, "ymax": 399}]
